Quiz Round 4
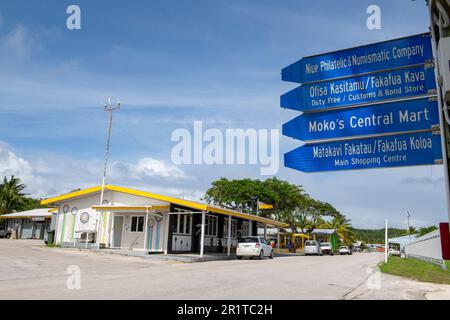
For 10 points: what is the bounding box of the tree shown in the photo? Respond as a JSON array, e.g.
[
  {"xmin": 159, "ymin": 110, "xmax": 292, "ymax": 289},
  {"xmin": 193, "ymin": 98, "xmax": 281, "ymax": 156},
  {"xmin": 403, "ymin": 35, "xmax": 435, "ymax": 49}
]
[
  {"xmin": 203, "ymin": 178, "xmax": 262, "ymax": 213},
  {"xmin": 203, "ymin": 177, "xmax": 307, "ymax": 219},
  {"xmin": 418, "ymin": 226, "xmax": 438, "ymax": 237},
  {"xmin": 0, "ymin": 176, "xmax": 27, "ymax": 214},
  {"xmin": 204, "ymin": 177, "xmax": 349, "ymax": 252},
  {"xmin": 320, "ymin": 216, "xmax": 356, "ymax": 245}
]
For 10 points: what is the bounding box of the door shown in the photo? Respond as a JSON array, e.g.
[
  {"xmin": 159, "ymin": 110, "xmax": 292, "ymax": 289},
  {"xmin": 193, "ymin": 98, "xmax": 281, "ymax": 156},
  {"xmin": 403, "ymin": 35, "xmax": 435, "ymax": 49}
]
[
  {"xmin": 147, "ymin": 218, "xmax": 155, "ymax": 251},
  {"xmin": 33, "ymin": 222, "xmax": 44, "ymax": 239},
  {"xmin": 21, "ymin": 219, "xmax": 33, "ymax": 239},
  {"xmin": 113, "ymin": 216, "xmax": 124, "ymax": 248},
  {"xmin": 171, "ymin": 214, "xmax": 193, "ymax": 252},
  {"xmin": 260, "ymin": 237, "xmax": 270, "ymax": 256}
]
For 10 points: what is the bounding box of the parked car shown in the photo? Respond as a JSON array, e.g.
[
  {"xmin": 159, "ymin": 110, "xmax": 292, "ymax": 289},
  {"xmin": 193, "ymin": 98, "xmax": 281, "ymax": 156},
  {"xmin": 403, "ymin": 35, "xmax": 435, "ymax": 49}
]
[
  {"xmin": 389, "ymin": 248, "xmax": 401, "ymax": 257},
  {"xmin": 320, "ymin": 242, "xmax": 334, "ymax": 255},
  {"xmin": 0, "ymin": 227, "xmax": 12, "ymax": 239},
  {"xmin": 305, "ymin": 240, "xmax": 322, "ymax": 256},
  {"xmin": 339, "ymin": 246, "xmax": 352, "ymax": 255},
  {"xmin": 236, "ymin": 236, "xmax": 274, "ymax": 260}
]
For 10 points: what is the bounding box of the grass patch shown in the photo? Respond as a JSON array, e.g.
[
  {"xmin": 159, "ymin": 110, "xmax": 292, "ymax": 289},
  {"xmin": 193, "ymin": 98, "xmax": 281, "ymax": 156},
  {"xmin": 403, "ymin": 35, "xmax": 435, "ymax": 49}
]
[
  {"xmin": 45, "ymin": 243, "xmax": 60, "ymax": 248},
  {"xmin": 380, "ymin": 257, "xmax": 450, "ymax": 285}
]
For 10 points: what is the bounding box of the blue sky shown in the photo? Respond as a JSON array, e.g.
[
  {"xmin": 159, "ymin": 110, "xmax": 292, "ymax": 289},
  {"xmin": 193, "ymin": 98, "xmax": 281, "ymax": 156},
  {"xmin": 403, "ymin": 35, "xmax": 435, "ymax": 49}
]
[{"xmin": 0, "ymin": 0, "xmax": 447, "ymax": 229}]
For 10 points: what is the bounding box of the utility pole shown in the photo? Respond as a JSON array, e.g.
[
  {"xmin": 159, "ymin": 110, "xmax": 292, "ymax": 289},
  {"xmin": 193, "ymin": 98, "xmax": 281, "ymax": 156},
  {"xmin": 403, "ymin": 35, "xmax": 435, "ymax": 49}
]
[
  {"xmin": 385, "ymin": 219, "xmax": 388, "ymax": 264},
  {"xmin": 96, "ymin": 98, "xmax": 121, "ymax": 249},
  {"xmin": 406, "ymin": 211, "xmax": 411, "ymax": 241},
  {"xmin": 427, "ymin": 0, "xmax": 450, "ymax": 226}
]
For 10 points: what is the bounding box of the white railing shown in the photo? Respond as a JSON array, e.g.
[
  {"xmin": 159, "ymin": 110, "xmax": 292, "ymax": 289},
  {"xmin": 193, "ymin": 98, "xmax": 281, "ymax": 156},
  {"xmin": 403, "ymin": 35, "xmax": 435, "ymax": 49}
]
[{"xmin": 405, "ymin": 229, "xmax": 446, "ymax": 268}]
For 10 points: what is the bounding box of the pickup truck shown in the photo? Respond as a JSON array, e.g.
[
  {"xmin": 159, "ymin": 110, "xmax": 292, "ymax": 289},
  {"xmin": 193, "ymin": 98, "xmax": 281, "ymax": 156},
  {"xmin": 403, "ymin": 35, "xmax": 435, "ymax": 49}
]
[
  {"xmin": 0, "ymin": 228, "xmax": 12, "ymax": 239},
  {"xmin": 320, "ymin": 242, "xmax": 334, "ymax": 256}
]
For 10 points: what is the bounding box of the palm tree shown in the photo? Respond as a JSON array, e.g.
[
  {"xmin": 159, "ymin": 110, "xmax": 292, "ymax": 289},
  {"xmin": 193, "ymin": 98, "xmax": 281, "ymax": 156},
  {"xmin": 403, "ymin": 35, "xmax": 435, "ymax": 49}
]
[
  {"xmin": 320, "ymin": 216, "xmax": 356, "ymax": 245},
  {"xmin": 0, "ymin": 176, "xmax": 27, "ymax": 214}
]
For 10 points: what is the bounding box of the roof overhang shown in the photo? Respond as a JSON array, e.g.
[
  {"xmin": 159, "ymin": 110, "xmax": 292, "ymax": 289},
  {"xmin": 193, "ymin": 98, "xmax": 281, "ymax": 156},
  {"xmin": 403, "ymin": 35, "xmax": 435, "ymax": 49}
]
[
  {"xmin": 41, "ymin": 185, "xmax": 287, "ymax": 228},
  {"xmin": 2, "ymin": 215, "xmax": 52, "ymax": 219},
  {"xmin": 92, "ymin": 205, "xmax": 170, "ymax": 212},
  {"xmin": 206, "ymin": 206, "xmax": 287, "ymax": 228}
]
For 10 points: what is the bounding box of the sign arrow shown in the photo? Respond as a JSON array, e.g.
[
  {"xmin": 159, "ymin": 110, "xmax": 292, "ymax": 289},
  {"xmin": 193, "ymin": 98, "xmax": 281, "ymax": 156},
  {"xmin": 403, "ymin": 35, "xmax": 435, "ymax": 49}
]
[
  {"xmin": 284, "ymin": 131, "xmax": 442, "ymax": 173},
  {"xmin": 280, "ymin": 64, "xmax": 436, "ymax": 112},
  {"xmin": 282, "ymin": 98, "xmax": 440, "ymax": 142},
  {"xmin": 282, "ymin": 33, "xmax": 433, "ymax": 84}
]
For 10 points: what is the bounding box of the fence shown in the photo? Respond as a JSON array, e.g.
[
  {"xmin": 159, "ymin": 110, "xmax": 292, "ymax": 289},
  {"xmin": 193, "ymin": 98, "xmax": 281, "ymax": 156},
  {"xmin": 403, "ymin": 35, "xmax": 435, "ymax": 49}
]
[{"xmin": 405, "ymin": 229, "xmax": 446, "ymax": 268}]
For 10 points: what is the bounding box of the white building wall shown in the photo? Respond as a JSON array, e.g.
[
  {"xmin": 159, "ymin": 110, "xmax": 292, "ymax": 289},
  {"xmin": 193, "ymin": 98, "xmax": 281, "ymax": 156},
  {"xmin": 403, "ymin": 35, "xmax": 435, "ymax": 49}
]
[
  {"xmin": 405, "ymin": 229, "xmax": 444, "ymax": 265},
  {"xmin": 111, "ymin": 192, "xmax": 168, "ymax": 207},
  {"xmin": 54, "ymin": 190, "xmax": 169, "ymax": 251},
  {"xmin": 56, "ymin": 191, "xmax": 113, "ymax": 244}
]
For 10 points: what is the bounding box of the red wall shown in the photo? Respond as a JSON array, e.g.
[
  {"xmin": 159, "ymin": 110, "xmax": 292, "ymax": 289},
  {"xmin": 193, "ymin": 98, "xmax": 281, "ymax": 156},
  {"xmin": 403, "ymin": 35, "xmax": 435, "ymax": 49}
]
[{"xmin": 440, "ymin": 223, "xmax": 450, "ymax": 261}]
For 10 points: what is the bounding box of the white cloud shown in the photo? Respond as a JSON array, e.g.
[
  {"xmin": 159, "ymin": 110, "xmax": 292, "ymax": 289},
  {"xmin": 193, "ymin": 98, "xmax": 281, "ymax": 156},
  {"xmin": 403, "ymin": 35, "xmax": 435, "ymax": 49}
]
[
  {"xmin": 0, "ymin": 143, "xmax": 192, "ymax": 200},
  {"xmin": 1, "ymin": 24, "xmax": 34, "ymax": 59},
  {"xmin": 0, "ymin": 142, "xmax": 33, "ymax": 180},
  {"xmin": 0, "ymin": 142, "xmax": 47, "ymax": 197},
  {"xmin": 111, "ymin": 157, "xmax": 186, "ymax": 179}
]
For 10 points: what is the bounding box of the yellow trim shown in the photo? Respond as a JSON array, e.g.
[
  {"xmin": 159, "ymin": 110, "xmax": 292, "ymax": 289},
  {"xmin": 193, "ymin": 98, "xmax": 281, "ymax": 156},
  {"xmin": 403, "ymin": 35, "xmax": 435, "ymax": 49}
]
[
  {"xmin": 106, "ymin": 186, "xmax": 208, "ymax": 211},
  {"xmin": 92, "ymin": 205, "xmax": 170, "ymax": 211},
  {"xmin": 41, "ymin": 185, "xmax": 287, "ymax": 228},
  {"xmin": 41, "ymin": 186, "xmax": 103, "ymax": 205},
  {"xmin": 48, "ymin": 208, "xmax": 58, "ymax": 213},
  {"xmin": 2, "ymin": 216, "xmax": 52, "ymax": 219}
]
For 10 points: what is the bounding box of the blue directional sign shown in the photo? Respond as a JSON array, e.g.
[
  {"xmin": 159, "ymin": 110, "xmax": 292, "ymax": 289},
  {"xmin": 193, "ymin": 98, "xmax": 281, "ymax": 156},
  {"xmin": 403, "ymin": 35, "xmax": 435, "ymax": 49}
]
[
  {"xmin": 283, "ymin": 98, "xmax": 439, "ymax": 142},
  {"xmin": 284, "ymin": 131, "xmax": 442, "ymax": 173},
  {"xmin": 281, "ymin": 65, "xmax": 437, "ymax": 112},
  {"xmin": 282, "ymin": 33, "xmax": 433, "ymax": 84}
]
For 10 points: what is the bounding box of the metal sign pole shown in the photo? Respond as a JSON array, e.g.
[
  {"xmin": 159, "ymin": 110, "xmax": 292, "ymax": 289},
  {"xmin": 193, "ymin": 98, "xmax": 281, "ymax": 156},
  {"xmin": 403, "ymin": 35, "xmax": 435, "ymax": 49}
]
[{"xmin": 428, "ymin": 0, "xmax": 450, "ymax": 225}]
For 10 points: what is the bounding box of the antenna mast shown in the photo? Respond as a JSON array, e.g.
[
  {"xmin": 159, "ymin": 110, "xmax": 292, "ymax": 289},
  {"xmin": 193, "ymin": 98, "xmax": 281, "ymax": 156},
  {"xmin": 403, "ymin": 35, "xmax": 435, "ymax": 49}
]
[{"xmin": 97, "ymin": 98, "xmax": 121, "ymax": 248}]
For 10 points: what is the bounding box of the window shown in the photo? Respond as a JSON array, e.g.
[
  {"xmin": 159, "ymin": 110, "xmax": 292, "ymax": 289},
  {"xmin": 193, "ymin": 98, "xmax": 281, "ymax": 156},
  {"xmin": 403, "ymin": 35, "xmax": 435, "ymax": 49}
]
[
  {"xmin": 241, "ymin": 221, "xmax": 250, "ymax": 236},
  {"xmin": 205, "ymin": 215, "xmax": 218, "ymax": 237},
  {"xmin": 238, "ymin": 237, "xmax": 259, "ymax": 243},
  {"xmin": 176, "ymin": 214, "xmax": 192, "ymax": 235},
  {"xmin": 131, "ymin": 216, "xmax": 144, "ymax": 232},
  {"xmin": 223, "ymin": 218, "xmax": 238, "ymax": 238}
]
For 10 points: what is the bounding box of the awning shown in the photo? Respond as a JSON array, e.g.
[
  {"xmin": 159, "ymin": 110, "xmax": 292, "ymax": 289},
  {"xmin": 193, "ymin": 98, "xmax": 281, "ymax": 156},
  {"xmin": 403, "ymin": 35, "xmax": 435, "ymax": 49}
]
[
  {"xmin": 1, "ymin": 208, "xmax": 53, "ymax": 219},
  {"xmin": 41, "ymin": 185, "xmax": 288, "ymax": 228}
]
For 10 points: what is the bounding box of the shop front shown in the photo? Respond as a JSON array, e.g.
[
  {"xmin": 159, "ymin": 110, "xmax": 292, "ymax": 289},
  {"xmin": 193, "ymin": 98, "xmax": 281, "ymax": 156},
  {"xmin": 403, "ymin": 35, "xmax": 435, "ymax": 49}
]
[
  {"xmin": 3, "ymin": 209, "xmax": 52, "ymax": 240},
  {"xmin": 41, "ymin": 185, "xmax": 287, "ymax": 256}
]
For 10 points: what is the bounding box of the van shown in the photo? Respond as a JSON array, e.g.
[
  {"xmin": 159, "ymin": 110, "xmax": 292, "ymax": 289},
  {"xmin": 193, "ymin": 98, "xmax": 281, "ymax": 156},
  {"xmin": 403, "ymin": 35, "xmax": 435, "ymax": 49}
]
[{"xmin": 305, "ymin": 240, "xmax": 322, "ymax": 256}]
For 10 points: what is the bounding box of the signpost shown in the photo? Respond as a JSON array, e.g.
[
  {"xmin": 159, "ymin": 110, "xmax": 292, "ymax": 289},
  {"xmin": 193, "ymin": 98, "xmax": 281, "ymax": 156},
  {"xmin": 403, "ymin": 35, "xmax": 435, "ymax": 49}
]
[
  {"xmin": 281, "ymin": 33, "xmax": 442, "ymax": 174},
  {"xmin": 283, "ymin": 98, "xmax": 440, "ymax": 142},
  {"xmin": 282, "ymin": 33, "xmax": 433, "ymax": 84},
  {"xmin": 284, "ymin": 131, "xmax": 442, "ymax": 173},
  {"xmin": 281, "ymin": 64, "xmax": 436, "ymax": 112}
]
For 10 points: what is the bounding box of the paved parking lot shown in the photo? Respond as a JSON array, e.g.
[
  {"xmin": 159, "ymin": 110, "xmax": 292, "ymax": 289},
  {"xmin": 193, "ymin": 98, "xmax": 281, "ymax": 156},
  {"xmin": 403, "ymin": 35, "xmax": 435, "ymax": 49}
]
[{"xmin": 0, "ymin": 240, "xmax": 448, "ymax": 300}]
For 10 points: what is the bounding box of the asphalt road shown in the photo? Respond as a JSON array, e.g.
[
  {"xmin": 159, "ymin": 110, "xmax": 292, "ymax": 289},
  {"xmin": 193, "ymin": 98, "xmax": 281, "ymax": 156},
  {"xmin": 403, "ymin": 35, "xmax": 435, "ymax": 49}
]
[{"xmin": 0, "ymin": 240, "xmax": 448, "ymax": 300}]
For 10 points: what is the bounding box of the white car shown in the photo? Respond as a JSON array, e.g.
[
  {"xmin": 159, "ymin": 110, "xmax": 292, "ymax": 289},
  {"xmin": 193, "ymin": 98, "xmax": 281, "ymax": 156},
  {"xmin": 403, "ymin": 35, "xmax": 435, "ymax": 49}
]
[
  {"xmin": 320, "ymin": 242, "xmax": 334, "ymax": 256},
  {"xmin": 305, "ymin": 240, "xmax": 322, "ymax": 256},
  {"xmin": 389, "ymin": 248, "xmax": 401, "ymax": 257},
  {"xmin": 236, "ymin": 236, "xmax": 274, "ymax": 259},
  {"xmin": 339, "ymin": 246, "xmax": 352, "ymax": 255}
]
